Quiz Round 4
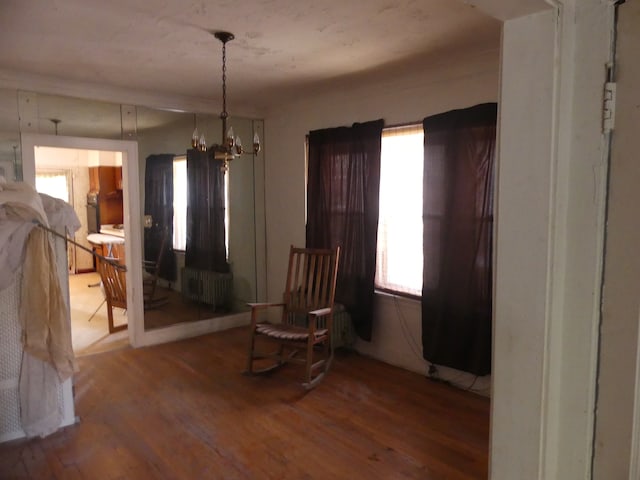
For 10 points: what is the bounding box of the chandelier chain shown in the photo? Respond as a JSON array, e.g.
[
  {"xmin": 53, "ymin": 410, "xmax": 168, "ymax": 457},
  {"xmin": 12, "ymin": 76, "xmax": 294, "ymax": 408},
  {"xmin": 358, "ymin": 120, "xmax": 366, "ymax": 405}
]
[{"xmin": 221, "ymin": 41, "xmax": 228, "ymax": 119}]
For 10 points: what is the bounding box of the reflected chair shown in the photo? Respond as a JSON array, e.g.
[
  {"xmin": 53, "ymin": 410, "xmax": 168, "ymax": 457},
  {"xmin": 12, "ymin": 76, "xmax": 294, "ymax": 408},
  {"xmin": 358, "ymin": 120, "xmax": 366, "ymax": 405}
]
[
  {"xmin": 246, "ymin": 245, "xmax": 340, "ymax": 389},
  {"xmin": 143, "ymin": 228, "xmax": 169, "ymax": 310},
  {"xmin": 97, "ymin": 257, "xmax": 128, "ymax": 334}
]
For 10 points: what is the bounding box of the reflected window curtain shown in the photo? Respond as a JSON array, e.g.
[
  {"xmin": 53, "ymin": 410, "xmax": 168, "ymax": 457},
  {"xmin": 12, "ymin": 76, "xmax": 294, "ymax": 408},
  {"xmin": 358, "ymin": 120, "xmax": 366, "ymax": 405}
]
[
  {"xmin": 306, "ymin": 119, "xmax": 384, "ymax": 341},
  {"xmin": 144, "ymin": 154, "xmax": 177, "ymax": 281},
  {"xmin": 422, "ymin": 103, "xmax": 497, "ymax": 376},
  {"xmin": 185, "ymin": 149, "xmax": 229, "ymax": 273}
]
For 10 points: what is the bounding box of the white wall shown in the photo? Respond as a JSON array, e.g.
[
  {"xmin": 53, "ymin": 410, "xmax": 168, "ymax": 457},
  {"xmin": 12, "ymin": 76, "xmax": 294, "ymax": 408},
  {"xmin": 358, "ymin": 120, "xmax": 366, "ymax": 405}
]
[
  {"xmin": 493, "ymin": 1, "xmax": 613, "ymax": 478},
  {"xmin": 595, "ymin": 1, "xmax": 640, "ymax": 477},
  {"xmin": 492, "ymin": 10, "xmax": 556, "ymax": 478},
  {"xmin": 264, "ymin": 46, "xmax": 500, "ymax": 383}
]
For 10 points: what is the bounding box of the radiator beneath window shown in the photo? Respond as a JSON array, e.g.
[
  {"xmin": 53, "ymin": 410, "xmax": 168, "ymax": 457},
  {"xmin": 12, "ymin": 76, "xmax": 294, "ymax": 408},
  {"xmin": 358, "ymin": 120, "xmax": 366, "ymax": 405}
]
[{"xmin": 181, "ymin": 268, "xmax": 233, "ymax": 310}]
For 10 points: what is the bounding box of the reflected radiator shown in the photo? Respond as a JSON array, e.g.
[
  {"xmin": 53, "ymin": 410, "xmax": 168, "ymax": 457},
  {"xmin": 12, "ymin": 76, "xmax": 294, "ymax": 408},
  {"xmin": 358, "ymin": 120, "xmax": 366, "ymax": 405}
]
[
  {"xmin": 291, "ymin": 304, "xmax": 355, "ymax": 350},
  {"xmin": 181, "ymin": 268, "xmax": 233, "ymax": 309}
]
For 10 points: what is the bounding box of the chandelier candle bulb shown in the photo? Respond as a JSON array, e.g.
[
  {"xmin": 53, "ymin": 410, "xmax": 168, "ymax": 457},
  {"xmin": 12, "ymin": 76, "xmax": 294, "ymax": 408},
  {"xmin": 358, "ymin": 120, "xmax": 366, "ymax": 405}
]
[
  {"xmin": 226, "ymin": 126, "xmax": 235, "ymax": 149},
  {"xmin": 191, "ymin": 128, "xmax": 199, "ymax": 148},
  {"xmin": 235, "ymin": 136, "xmax": 243, "ymax": 154},
  {"xmin": 253, "ymin": 132, "xmax": 261, "ymax": 154}
]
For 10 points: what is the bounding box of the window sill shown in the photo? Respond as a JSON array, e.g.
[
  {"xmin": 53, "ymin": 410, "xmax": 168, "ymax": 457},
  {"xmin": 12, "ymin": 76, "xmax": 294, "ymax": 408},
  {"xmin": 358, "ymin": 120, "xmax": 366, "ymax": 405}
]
[{"xmin": 374, "ymin": 289, "xmax": 421, "ymax": 303}]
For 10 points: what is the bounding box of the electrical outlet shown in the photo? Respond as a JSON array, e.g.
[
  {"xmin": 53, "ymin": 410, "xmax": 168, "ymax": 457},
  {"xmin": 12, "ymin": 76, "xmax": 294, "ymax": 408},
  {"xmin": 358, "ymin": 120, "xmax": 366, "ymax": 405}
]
[{"xmin": 144, "ymin": 215, "xmax": 153, "ymax": 228}]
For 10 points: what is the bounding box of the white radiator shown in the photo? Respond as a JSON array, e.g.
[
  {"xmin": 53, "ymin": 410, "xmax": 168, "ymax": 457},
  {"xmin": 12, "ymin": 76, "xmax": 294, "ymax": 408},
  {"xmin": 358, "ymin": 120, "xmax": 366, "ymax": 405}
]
[{"xmin": 181, "ymin": 268, "xmax": 233, "ymax": 310}]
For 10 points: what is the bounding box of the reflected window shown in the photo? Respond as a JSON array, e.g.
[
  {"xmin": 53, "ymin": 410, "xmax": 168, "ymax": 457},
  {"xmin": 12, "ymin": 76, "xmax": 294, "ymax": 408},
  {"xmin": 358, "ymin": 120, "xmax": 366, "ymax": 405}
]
[
  {"xmin": 172, "ymin": 155, "xmax": 229, "ymax": 253},
  {"xmin": 172, "ymin": 156, "xmax": 187, "ymax": 251},
  {"xmin": 36, "ymin": 170, "xmax": 71, "ymax": 203}
]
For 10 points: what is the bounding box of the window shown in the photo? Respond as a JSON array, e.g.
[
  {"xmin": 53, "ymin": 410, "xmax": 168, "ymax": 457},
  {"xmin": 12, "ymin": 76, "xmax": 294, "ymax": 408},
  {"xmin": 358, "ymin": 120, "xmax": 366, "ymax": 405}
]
[
  {"xmin": 172, "ymin": 156, "xmax": 187, "ymax": 251},
  {"xmin": 172, "ymin": 155, "xmax": 229, "ymax": 254},
  {"xmin": 375, "ymin": 125, "xmax": 424, "ymax": 297}
]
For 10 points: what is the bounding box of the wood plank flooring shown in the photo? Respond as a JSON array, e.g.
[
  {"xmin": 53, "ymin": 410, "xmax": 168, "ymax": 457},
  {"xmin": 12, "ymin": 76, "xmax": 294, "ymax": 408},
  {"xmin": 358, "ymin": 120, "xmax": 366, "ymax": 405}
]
[{"xmin": 0, "ymin": 327, "xmax": 490, "ymax": 479}]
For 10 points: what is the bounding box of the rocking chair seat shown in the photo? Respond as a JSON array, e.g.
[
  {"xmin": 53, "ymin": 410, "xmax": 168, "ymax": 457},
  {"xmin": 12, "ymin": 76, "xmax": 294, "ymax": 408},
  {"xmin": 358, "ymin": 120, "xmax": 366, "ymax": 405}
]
[{"xmin": 255, "ymin": 323, "xmax": 328, "ymax": 341}]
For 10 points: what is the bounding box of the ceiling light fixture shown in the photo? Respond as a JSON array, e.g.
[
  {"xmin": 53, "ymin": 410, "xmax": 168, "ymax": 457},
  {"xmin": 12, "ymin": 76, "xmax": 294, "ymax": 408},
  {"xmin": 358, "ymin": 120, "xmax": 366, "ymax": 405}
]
[{"xmin": 191, "ymin": 31, "xmax": 260, "ymax": 171}]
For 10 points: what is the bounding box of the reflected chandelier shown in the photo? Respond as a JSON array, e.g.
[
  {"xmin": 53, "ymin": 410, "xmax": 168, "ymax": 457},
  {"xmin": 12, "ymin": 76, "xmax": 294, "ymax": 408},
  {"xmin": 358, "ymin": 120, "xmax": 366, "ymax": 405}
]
[{"xmin": 191, "ymin": 31, "xmax": 260, "ymax": 170}]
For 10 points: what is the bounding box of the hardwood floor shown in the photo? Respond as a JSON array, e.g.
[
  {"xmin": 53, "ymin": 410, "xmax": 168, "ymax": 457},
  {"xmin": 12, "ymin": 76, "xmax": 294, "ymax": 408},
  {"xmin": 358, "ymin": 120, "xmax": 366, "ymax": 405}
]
[{"xmin": 0, "ymin": 327, "xmax": 490, "ymax": 479}]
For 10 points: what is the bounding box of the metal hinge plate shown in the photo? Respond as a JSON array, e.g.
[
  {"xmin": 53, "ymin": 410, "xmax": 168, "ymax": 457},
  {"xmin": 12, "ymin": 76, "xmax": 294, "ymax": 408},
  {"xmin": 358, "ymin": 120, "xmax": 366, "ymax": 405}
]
[{"xmin": 603, "ymin": 82, "xmax": 617, "ymax": 133}]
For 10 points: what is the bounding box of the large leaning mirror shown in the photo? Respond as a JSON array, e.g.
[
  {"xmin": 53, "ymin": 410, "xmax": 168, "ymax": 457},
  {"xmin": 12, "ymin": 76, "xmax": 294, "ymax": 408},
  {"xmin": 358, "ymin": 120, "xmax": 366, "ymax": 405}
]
[
  {"xmin": 137, "ymin": 107, "xmax": 265, "ymax": 330},
  {"xmin": 6, "ymin": 89, "xmax": 265, "ymax": 340},
  {"xmin": 0, "ymin": 88, "xmax": 21, "ymax": 181}
]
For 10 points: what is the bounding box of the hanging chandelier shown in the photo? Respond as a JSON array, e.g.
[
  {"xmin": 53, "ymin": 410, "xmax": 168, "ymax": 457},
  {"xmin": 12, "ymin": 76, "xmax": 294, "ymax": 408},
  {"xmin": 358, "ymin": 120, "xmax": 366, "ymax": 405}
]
[{"xmin": 191, "ymin": 31, "xmax": 260, "ymax": 170}]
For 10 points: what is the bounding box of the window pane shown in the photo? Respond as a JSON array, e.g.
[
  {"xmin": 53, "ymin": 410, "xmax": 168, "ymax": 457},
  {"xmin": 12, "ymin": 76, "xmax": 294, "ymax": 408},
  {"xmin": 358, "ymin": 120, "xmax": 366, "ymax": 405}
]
[
  {"xmin": 172, "ymin": 157, "xmax": 187, "ymax": 251},
  {"xmin": 36, "ymin": 171, "xmax": 70, "ymax": 203},
  {"xmin": 375, "ymin": 125, "xmax": 423, "ymax": 296}
]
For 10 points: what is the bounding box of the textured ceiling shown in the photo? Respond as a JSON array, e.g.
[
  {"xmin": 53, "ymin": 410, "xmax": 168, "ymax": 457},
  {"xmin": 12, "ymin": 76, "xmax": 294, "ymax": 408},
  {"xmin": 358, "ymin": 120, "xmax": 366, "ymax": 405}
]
[{"xmin": 0, "ymin": 0, "xmax": 507, "ymax": 114}]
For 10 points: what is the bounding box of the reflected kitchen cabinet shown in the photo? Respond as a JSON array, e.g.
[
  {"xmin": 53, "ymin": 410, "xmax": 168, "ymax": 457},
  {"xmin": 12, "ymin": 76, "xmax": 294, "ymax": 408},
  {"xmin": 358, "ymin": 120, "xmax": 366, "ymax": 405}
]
[
  {"xmin": 89, "ymin": 166, "xmax": 122, "ymax": 193},
  {"xmin": 115, "ymin": 167, "xmax": 123, "ymax": 190},
  {"xmin": 88, "ymin": 166, "xmax": 123, "ymax": 228}
]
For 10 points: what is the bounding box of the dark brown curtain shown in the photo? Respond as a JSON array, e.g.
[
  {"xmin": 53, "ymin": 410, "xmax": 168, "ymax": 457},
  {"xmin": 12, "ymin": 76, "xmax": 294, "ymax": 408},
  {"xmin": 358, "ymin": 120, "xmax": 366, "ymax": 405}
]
[
  {"xmin": 185, "ymin": 148, "xmax": 229, "ymax": 273},
  {"xmin": 422, "ymin": 103, "xmax": 496, "ymax": 376},
  {"xmin": 306, "ymin": 119, "xmax": 384, "ymax": 341},
  {"xmin": 144, "ymin": 154, "xmax": 177, "ymax": 281}
]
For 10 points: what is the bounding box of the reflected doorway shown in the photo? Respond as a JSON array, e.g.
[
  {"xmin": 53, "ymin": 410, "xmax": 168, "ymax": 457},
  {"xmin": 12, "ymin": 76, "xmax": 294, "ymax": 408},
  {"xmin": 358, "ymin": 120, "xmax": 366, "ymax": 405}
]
[
  {"xmin": 22, "ymin": 133, "xmax": 143, "ymax": 352},
  {"xmin": 34, "ymin": 145, "xmax": 129, "ymax": 355}
]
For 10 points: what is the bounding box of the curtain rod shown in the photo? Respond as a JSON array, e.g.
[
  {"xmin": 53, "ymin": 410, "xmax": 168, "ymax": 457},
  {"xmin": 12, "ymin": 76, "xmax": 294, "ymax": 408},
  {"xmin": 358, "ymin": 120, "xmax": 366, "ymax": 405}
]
[{"xmin": 384, "ymin": 120, "xmax": 422, "ymax": 130}]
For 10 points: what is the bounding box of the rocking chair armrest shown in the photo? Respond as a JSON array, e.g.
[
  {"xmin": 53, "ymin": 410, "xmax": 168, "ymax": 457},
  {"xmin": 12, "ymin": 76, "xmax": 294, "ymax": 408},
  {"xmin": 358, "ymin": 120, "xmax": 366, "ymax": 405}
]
[{"xmin": 309, "ymin": 307, "xmax": 332, "ymax": 318}]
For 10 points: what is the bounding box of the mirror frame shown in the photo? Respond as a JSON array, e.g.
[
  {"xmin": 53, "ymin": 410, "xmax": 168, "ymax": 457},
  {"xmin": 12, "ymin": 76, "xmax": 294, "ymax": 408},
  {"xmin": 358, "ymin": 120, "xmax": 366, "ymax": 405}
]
[{"xmin": 22, "ymin": 133, "xmax": 144, "ymax": 347}]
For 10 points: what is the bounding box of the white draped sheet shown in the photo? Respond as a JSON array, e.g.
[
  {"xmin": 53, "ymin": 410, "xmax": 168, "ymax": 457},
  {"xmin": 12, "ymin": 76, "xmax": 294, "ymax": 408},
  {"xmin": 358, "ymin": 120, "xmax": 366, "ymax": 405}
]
[{"xmin": 0, "ymin": 179, "xmax": 79, "ymax": 437}]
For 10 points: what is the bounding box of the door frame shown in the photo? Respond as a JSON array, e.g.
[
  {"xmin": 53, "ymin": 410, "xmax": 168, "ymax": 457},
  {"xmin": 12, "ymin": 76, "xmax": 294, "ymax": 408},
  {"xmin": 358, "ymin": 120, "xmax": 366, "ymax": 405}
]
[{"xmin": 22, "ymin": 133, "xmax": 145, "ymax": 347}]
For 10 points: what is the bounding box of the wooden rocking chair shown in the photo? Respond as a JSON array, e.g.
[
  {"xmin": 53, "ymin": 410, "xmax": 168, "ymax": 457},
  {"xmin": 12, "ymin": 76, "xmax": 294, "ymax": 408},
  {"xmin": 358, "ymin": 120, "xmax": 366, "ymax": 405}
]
[
  {"xmin": 97, "ymin": 257, "xmax": 128, "ymax": 334},
  {"xmin": 246, "ymin": 245, "xmax": 340, "ymax": 389},
  {"xmin": 143, "ymin": 227, "xmax": 169, "ymax": 310}
]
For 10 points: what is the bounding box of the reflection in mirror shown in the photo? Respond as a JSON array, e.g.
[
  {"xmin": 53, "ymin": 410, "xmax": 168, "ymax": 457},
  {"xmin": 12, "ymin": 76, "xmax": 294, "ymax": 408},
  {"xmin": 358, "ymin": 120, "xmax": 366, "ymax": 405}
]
[
  {"xmin": 1, "ymin": 89, "xmax": 127, "ymax": 183},
  {"xmin": 0, "ymin": 89, "xmax": 21, "ymax": 181},
  {"xmin": 33, "ymin": 93, "xmax": 123, "ymax": 140},
  {"xmin": 137, "ymin": 107, "xmax": 262, "ymax": 331},
  {"xmin": 1, "ymin": 88, "xmax": 264, "ymax": 335}
]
